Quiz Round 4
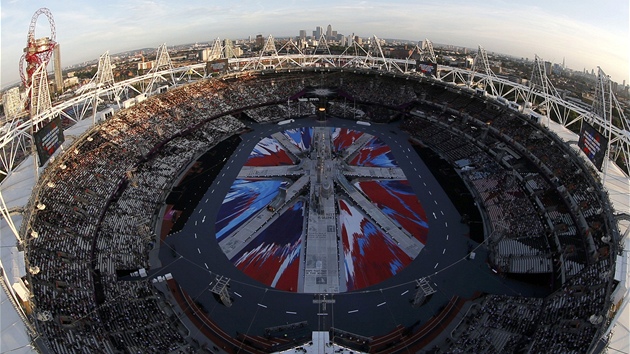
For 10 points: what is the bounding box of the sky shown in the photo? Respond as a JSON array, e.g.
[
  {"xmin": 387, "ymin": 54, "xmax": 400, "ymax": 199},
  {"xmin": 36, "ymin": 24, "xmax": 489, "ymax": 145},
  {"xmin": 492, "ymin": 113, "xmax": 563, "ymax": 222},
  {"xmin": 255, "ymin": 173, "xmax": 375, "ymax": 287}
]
[{"xmin": 1, "ymin": 0, "xmax": 628, "ymax": 88}]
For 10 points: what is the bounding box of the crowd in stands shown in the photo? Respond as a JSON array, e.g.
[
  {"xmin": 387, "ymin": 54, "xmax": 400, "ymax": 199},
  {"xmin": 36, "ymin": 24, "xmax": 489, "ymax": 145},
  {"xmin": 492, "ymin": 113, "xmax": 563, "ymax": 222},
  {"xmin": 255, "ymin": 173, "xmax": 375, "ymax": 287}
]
[
  {"xmin": 20, "ymin": 70, "xmax": 617, "ymax": 353},
  {"xmin": 401, "ymin": 108, "xmax": 552, "ymax": 274},
  {"xmin": 340, "ymin": 74, "xmax": 417, "ymax": 107},
  {"xmin": 445, "ymin": 295, "xmax": 543, "ymax": 353},
  {"xmin": 100, "ymin": 279, "xmax": 189, "ymax": 353},
  {"xmin": 437, "ymin": 259, "xmax": 613, "ymax": 353},
  {"xmin": 528, "ymin": 258, "xmax": 611, "ymax": 353},
  {"xmin": 27, "ymin": 77, "xmax": 248, "ymax": 352},
  {"xmin": 327, "ymin": 101, "xmax": 365, "ymax": 119},
  {"xmin": 402, "ymin": 82, "xmax": 617, "ymax": 353}
]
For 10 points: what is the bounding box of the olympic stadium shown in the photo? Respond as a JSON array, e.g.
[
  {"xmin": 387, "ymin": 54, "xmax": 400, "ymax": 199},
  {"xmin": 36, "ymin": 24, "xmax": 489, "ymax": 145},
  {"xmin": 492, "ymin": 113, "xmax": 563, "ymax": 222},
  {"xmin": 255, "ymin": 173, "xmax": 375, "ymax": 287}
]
[{"xmin": 1, "ymin": 35, "xmax": 629, "ymax": 354}]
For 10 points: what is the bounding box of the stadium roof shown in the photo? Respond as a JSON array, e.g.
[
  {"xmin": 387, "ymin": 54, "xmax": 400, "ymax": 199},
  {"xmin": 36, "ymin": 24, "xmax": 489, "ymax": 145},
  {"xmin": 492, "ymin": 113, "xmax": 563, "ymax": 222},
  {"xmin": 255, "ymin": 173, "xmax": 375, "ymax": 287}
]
[
  {"xmin": 607, "ymin": 236, "xmax": 629, "ymax": 353},
  {"xmin": 1, "ymin": 213, "xmax": 34, "ymax": 354},
  {"xmin": 0, "ymin": 118, "xmax": 96, "ymax": 354}
]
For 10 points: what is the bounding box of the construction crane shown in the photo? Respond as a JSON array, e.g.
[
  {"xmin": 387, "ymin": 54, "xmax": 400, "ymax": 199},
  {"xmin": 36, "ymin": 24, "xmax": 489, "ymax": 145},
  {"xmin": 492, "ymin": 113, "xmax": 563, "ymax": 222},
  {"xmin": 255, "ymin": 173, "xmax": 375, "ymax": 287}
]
[{"xmin": 19, "ymin": 8, "xmax": 57, "ymax": 88}]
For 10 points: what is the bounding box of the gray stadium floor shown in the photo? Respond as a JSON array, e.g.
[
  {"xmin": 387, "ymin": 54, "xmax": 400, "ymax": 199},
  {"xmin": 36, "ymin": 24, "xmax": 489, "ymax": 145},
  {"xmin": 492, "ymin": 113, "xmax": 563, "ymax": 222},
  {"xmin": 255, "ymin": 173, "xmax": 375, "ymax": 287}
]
[{"xmin": 148, "ymin": 115, "xmax": 550, "ymax": 340}]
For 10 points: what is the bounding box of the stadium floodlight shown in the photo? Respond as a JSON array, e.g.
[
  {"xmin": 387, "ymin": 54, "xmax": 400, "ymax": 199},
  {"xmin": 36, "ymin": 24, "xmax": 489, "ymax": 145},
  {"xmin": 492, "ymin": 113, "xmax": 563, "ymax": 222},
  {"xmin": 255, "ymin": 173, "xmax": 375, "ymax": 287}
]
[
  {"xmin": 28, "ymin": 266, "xmax": 40, "ymax": 275},
  {"xmin": 36, "ymin": 311, "xmax": 52, "ymax": 322},
  {"xmin": 589, "ymin": 315, "xmax": 603, "ymax": 325}
]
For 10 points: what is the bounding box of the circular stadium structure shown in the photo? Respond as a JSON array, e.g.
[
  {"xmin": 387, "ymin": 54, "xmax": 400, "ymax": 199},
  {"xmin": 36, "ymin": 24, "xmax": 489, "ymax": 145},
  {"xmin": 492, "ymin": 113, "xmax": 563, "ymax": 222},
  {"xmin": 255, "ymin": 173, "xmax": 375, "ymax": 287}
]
[{"xmin": 1, "ymin": 39, "xmax": 629, "ymax": 354}]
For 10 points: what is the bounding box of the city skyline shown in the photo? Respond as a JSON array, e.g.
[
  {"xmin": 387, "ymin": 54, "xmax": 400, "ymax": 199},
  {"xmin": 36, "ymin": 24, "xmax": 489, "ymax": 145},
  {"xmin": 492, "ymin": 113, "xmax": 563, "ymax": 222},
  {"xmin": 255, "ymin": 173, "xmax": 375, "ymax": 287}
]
[{"xmin": 1, "ymin": 0, "xmax": 628, "ymax": 88}]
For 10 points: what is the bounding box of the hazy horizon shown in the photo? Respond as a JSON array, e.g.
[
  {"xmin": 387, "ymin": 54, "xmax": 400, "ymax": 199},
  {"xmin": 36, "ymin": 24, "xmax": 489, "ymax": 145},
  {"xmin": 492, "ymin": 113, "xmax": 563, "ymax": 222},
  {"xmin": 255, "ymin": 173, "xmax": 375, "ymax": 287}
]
[{"xmin": 1, "ymin": 0, "xmax": 628, "ymax": 88}]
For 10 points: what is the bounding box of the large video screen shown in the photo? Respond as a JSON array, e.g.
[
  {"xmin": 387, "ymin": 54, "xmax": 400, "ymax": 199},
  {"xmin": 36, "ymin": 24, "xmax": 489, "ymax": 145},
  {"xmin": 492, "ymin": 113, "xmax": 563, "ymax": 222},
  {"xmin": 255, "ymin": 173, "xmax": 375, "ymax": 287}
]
[
  {"xmin": 417, "ymin": 61, "xmax": 438, "ymax": 77},
  {"xmin": 206, "ymin": 59, "xmax": 229, "ymax": 74},
  {"xmin": 578, "ymin": 121, "xmax": 608, "ymax": 171},
  {"xmin": 34, "ymin": 116, "xmax": 64, "ymax": 167}
]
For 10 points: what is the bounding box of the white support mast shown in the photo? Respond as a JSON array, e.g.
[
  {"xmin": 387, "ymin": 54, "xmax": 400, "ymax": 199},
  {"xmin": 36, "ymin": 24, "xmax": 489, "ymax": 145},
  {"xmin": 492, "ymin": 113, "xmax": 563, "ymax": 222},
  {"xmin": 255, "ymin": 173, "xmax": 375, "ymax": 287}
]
[
  {"xmin": 592, "ymin": 67, "xmax": 630, "ymax": 182},
  {"xmin": 469, "ymin": 46, "xmax": 498, "ymax": 97},
  {"xmin": 145, "ymin": 43, "xmax": 176, "ymax": 93},
  {"xmin": 208, "ymin": 37, "xmax": 223, "ymax": 60}
]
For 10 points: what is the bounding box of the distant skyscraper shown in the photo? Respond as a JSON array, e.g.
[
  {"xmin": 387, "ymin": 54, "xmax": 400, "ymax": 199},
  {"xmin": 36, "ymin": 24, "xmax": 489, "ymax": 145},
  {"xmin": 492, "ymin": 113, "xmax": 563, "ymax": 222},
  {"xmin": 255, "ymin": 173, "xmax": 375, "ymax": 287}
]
[
  {"xmin": 544, "ymin": 61, "xmax": 552, "ymax": 76},
  {"xmin": 326, "ymin": 24, "xmax": 332, "ymax": 40},
  {"xmin": 313, "ymin": 26, "xmax": 322, "ymax": 39},
  {"xmin": 339, "ymin": 35, "xmax": 347, "ymax": 47},
  {"xmin": 2, "ymin": 87, "xmax": 22, "ymax": 119},
  {"xmin": 53, "ymin": 44, "xmax": 63, "ymax": 94},
  {"xmin": 299, "ymin": 30, "xmax": 306, "ymax": 41}
]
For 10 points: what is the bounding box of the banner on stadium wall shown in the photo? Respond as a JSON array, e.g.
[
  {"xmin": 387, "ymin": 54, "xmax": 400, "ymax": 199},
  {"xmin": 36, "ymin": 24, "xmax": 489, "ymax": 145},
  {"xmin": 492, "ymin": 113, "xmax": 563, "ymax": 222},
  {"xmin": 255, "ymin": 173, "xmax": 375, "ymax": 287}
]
[
  {"xmin": 206, "ymin": 59, "xmax": 229, "ymax": 74},
  {"xmin": 417, "ymin": 61, "xmax": 437, "ymax": 77},
  {"xmin": 34, "ymin": 116, "xmax": 65, "ymax": 167},
  {"xmin": 578, "ymin": 121, "xmax": 608, "ymax": 171}
]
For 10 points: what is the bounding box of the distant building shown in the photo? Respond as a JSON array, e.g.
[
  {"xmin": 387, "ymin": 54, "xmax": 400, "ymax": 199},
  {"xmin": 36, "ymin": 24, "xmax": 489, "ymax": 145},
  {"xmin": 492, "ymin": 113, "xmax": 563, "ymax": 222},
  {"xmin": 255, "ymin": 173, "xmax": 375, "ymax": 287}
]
[
  {"xmin": 299, "ymin": 30, "xmax": 306, "ymax": 41},
  {"xmin": 53, "ymin": 45, "xmax": 63, "ymax": 94},
  {"xmin": 489, "ymin": 65, "xmax": 502, "ymax": 74},
  {"xmin": 63, "ymin": 76, "xmax": 79, "ymax": 88},
  {"xmin": 543, "ymin": 61, "xmax": 552, "ymax": 76},
  {"xmin": 2, "ymin": 87, "xmax": 23, "ymax": 119},
  {"xmin": 198, "ymin": 48, "xmax": 210, "ymax": 61},
  {"xmin": 339, "ymin": 35, "xmax": 347, "ymax": 47},
  {"xmin": 231, "ymin": 46, "xmax": 243, "ymax": 57},
  {"xmin": 255, "ymin": 34, "xmax": 264, "ymax": 48},
  {"xmin": 137, "ymin": 61, "xmax": 154, "ymax": 70},
  {"xmin": 224, "ymin": 39, "xmax": 240, "ymax": 58},
  {"xmin": 326, "ymin": 24, "xmax": 332, "ymax": 40},
  {"xmin": 313, "ymin": 26, "xmax": 322, "ymax": 39}
]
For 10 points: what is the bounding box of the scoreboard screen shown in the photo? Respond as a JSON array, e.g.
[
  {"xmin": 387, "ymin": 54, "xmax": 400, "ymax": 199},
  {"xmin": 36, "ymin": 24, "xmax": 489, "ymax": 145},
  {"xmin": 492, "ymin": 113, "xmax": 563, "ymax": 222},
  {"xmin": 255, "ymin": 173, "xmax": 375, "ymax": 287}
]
[
  {"xmin": 34, "ymin": 116, "xmax": 65, "ymax": 167},
  {"xmin": 417, "ymin": 61, "xmax": 438, "ymax": 77},
  {"xmin": 578, "ymin": 121, "xmax": 608, "ymax": 171},
  {"xmin": 206, "ymin": 59, "xmax": 229, "ymax": 74}
]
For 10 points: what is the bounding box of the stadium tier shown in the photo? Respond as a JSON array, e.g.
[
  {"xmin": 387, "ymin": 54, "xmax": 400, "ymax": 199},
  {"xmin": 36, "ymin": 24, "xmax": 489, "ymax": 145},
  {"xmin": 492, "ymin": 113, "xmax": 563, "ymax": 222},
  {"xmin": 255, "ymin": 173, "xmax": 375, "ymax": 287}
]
[{"xmin": 1, "ymin": 66, "xmax": 626, "ymax": 354}]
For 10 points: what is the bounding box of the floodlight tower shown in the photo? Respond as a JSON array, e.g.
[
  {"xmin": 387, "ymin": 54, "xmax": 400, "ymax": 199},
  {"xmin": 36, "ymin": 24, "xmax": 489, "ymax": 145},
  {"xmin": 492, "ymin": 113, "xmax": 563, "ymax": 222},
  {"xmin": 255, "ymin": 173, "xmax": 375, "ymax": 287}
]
[{"xmin": 19, "ymin": 8, "xmax": 58, "ymax": 91}]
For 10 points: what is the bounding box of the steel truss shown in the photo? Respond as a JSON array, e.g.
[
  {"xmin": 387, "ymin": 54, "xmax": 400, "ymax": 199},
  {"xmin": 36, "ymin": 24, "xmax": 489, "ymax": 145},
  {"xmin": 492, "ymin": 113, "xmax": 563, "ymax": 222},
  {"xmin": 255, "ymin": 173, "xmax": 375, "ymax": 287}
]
[
  {"xmin": 1, "ymin": 40, "xmax": 628, "ymax": 180},
  {"xmin": 439, "ymin": 57, "xmax": 629, "ymax": 175}
]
